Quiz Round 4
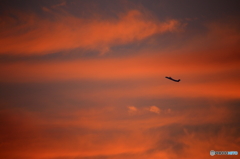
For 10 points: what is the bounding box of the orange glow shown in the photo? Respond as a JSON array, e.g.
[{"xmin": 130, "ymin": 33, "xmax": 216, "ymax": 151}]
[
  {"xmin": 0, "ymin": 10, "xmax": 179, "ymax": 55},
  {"xmin": 1, "ymin": 2, "xmax": 240, "ymax": 159}
]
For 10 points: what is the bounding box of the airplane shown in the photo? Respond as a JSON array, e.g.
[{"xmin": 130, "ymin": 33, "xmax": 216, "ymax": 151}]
[{"xmin": 165, "ymin": 76, "xmax": 180, "ymax": 82}]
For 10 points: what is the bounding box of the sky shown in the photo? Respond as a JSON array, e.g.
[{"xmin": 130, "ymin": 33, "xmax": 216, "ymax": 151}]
[{"xmin": 0, "ymin": 0, "xmax": 240, "ymax": 159}]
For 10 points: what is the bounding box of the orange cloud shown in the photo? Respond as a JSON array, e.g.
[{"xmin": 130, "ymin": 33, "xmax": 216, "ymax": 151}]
[
  {"xmin": 0, "ymin": 10, "xmax": 179, "ymax": 55},
  {"xmin": 1, "ymin": 19, "xmax": 239, "ymax": 85},
  {"xmin": 127, "ymin": 106, "xmax": 138, "ymax": 115},
  {"xmin": 0, "ymin": 98, "xmax": 238, "ymax": 159},
  {"xmin": 1, "ymin": 4, "xmax": 240, "ymax": 159},
  {"xmin": 0, "ymin": 51, "xmax": 239, "ymax": 99},
  {"xmin": 149, "ymin": 106, "xmax": 161, "ymax": 114}
]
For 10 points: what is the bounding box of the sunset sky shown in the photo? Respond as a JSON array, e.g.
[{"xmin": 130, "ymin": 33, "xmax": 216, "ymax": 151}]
[{"xmin": 0, "ymin": 0, "xmax": 240, "ymax": 159}]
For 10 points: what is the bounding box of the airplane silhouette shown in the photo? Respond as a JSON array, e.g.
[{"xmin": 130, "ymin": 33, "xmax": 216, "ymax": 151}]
[{"xmin": 165, "ymin": 76, "xmax": 180, "ymax": 82}]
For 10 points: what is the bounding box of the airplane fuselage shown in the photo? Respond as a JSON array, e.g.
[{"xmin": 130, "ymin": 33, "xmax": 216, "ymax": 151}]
[{"xmin": 165, "ymin": 76, "xmax": 180, "ymax": 82}]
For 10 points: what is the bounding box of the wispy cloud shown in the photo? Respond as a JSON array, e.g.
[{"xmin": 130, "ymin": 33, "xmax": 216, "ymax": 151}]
[
  {"xmin": 127, "ymin": 106, "xmax": 138, "ymax": 114},
  {"xmin": 0, "ymin": 10, "xmax": 180, "ymax": 55},
  {"xmin": 0, "ymin": 99, "xmax": 238, "ymax": 159},
  {"xmin": 149, "ymin": 105, "xmax": 160, "ymax": 114}
]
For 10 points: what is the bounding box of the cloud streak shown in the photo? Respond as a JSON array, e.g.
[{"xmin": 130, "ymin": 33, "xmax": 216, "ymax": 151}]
[
  {"xmin": 0, "ymin": 10, "xmax": 179, "ymax": 55},
  {"xmin": 0, "ymin": 98, "xmax": 238, "ymax": 159}
]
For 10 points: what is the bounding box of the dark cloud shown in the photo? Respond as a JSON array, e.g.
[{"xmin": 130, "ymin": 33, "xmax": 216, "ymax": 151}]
[{"xmin": 145, "ymin": 122, "xmax": 240, "ymax": 158}]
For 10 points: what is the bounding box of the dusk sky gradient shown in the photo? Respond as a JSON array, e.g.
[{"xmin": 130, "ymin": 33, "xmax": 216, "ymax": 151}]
[{"xmin": 0, "ymin": 0, "xmax": 240, "ymax": 159}]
